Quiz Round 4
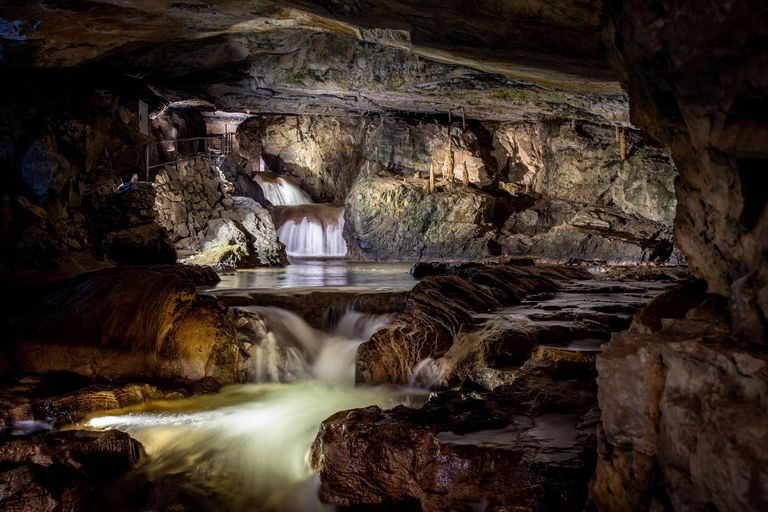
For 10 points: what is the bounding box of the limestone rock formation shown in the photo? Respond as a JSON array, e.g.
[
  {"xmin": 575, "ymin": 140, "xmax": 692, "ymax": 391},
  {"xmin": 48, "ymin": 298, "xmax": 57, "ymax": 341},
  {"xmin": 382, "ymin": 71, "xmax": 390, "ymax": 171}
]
[
  {"xmin": 153, "ymin": 157, "xmax": 287, "ymax": 267},
  {"xmin": 591, "ymin": 283, "xmax": 768, "ymax": 512},
  {"xmin": 356, "ymin": 262, "xmax": 587, "ymax": 385},
  {"xmin": 601, "ymin": 0, "xmax": 768, "ymax": 298},
  {"xmin": 0, "ymin": 374, "xmax": 221, "ymax": 432},
  {"xmin": 4, "ymin": 265, "xmax": 239, "ymax": 385}
]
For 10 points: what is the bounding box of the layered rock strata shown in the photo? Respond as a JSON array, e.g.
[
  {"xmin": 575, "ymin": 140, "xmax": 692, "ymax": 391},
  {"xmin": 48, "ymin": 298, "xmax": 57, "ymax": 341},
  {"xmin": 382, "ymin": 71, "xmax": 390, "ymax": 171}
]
[
  {"xmin": 356, "ymin": 262, "xmax": 586, "ymax": 385},
  {"xmin": 3, "ymin": 265, "xmax": 238, "ymax": 385}
]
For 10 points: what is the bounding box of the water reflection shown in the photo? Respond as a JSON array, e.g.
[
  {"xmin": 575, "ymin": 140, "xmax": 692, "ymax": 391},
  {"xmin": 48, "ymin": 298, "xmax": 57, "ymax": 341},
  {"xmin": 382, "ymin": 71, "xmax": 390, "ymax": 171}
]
[{"xmin": 211, "ymin": 261, "xmax": 417, "ymax": 291}]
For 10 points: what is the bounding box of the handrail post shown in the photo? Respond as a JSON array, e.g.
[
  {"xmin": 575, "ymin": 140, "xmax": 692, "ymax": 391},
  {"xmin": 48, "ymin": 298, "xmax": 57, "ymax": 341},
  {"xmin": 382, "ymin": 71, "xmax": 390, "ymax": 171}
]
[{"xmin": 144, "ymin": 144, "xmax": 149, "ymax": 182}]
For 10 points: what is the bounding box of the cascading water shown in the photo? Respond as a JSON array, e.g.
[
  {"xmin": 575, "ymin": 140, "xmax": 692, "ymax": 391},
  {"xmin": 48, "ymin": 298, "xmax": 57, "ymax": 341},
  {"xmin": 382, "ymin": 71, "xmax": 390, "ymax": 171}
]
[
  {"xmin": 254, "ymin": 172, "xmax": 312, "ymax": 206},
  {"xmin": 240, "ymin": 306, "xmax": 390, "ymax": 385},
  {"xmin": 253, "ymin": 171, "xmax": 348, "ymax": 257},
  {"xmin": 81, "ymin": 307, "xmax": 425, "ymax": 512},
  {"xmin": 273, "ymin": 204, "xmax": 348, "ymax": 258}
]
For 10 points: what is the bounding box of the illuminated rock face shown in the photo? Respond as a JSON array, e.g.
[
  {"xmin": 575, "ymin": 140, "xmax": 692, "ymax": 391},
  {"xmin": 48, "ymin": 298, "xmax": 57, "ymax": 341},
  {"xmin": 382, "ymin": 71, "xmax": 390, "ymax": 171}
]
[
  {"xmin": 236, "ymin": 115, "xmax": 677, "ymax": 262},
  {"xmin": 5, "ymin": 265, "xmax": 238, "ymax": 385}
]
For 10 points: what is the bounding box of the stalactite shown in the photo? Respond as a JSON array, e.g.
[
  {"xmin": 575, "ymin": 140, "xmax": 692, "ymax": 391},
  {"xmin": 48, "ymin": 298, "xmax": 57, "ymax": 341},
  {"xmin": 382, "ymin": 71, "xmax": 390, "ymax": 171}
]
[
  {"xmin": 462, "ymin": 161, "xmax": 469, "ymax": 186},
  {"xmin": 448, "ymin": 109, "xmax": 452, "ymax": 123},
  {"xmin": 445, "ymin": 128, "xmax": 454, "ymax": 183},
  {"xmin": 620, "ymin": 129, "xmax": 627, "ymax": 160},
  {"xmin": 615, "ymin": 125, "xmax": 620, "ymax": 142},
  {"xmin": 429, "ymin": 162, "xmax": 435, "ymax": 193},
  {"xmin": 462, "ymin": 107, "xmax": 466, "ymax": 131}
]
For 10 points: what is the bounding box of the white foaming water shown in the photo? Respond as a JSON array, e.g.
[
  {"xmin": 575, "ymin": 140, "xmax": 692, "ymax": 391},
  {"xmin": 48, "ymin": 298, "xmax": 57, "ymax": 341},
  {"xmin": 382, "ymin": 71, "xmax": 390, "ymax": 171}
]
[
  {"xmin": 255, "ymin": 173, "xmax": 312, "ymax": 206},
  {"xmin": 86, "ymin": 382, "xmax": 424, "ymax": 512},
  {"xmin": 242, "ymin": 307, "xmax": 390, "ymax": 386},
  {"xmin": 82, "ymin": 307, "xmax": 427, "ymax": 511},
  {"xmin": 274, "ymin": 205, "xmax": 348, "ymax": 258}
]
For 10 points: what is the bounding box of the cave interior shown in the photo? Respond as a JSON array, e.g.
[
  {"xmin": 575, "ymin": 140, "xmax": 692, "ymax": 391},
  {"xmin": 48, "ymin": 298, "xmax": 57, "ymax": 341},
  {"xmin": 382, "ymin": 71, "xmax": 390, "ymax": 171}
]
[{"xmin": 0, "ymin": 1, "xmax": 766, "ymax": 511}]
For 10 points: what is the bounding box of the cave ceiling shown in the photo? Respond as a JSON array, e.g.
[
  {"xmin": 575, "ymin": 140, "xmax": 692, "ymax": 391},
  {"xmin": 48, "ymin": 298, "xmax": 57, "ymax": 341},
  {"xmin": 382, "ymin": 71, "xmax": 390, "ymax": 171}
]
[{"xmin": 0, "ymin": 0, "xmax": 628, "ymax": 123}]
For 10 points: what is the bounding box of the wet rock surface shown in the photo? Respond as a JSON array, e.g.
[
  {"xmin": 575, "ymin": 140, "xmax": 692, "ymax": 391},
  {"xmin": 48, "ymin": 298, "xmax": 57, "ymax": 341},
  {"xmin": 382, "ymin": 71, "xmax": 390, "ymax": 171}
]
[
  {"xmin": 209, "ymin": 289, "xmax": 408, "ymax": 330},
  {"xmin": 313, "ymin": 346, "xmax": 601, "ymax": 511},
  {"xmin": 0, "ymin": 372, "xmax": 222, "ymax": 434},
  {"xmin": 357, "ymin": 262, "xmax": 687, "ymax": 385},
  {"xmin": 0, "ymin": 429, "xmax": 144, "ymax": 512},
  {"xmin": 3, "ymin": 265, "xmax": 239, "ymax": 385}
]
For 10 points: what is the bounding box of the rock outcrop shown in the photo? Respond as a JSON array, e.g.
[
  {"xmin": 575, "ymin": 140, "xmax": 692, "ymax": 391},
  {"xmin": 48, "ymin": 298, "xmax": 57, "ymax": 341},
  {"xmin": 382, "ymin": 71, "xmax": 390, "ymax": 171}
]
[
  {"xmin": 3, "ymin": 265, "xmax": 239, "ymax": 385},
  {"xmin": 312, "ymin": 347, "xmax": 601, "ymax": 512},
  {"xmin": 356, "ymin": 262, "xmax": 588, "ymax": 385},
  {"xmin": 601, "ymin": 0, "xmax": 768, "ymax": 298},
  {"xmin": 0, "ymin": 430, "xmax": 144, "ymax": 512},
  {"xmin": 237, "ymin": 114, "xmax": 676, "ymax": 263},
  {"xmin": 153, "ymin": 157, "xmax": 287, "ymax": 267},
  {"xmin": 591, "ymin": 283, "xmax": 768, "ymax": 512}
]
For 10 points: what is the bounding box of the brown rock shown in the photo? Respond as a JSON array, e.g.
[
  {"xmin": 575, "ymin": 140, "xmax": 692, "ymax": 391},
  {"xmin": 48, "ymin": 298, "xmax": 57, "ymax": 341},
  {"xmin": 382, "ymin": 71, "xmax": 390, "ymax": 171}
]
[
  {"xmin": 0, "ymin": 430, "xmax": 144, "ymax": 512},
  {"xmin": 5, "ymin": 265, "xmax": 238, "ymax": 384},
  {"xmin": 356, "ymin": 263, "xmax": 588, "ymax": 384},
  {"xmin": 313, "ymin": 346, "xmax": 600, "ymax": 511}
]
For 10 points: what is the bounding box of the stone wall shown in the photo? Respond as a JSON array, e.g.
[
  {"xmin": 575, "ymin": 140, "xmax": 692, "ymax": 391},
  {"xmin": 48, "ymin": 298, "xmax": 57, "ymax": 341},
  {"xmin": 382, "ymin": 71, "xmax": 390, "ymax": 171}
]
[{"xmin": 153, "ymin": 156, "xmax": 287, "ymax": 267}]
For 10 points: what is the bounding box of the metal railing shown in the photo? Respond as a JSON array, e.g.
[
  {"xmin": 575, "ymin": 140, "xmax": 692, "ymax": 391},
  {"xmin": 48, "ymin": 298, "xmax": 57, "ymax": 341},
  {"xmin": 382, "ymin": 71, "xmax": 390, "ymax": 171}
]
[{"xmin": 143, "ymin": 133, "xmax": 235, "ymax": 181}]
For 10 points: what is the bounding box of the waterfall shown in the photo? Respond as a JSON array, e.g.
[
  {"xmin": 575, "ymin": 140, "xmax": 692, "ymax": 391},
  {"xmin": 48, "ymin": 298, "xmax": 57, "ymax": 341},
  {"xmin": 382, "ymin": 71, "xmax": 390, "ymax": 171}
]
[
  {"xmin": 273, "ymin": 204, "xmax": 348, "ymax": 258},
  {"xmin": 254, "ymin": 172, "xmax": 312, "ymax": 206},
  {"xmin": 240, "ymin": 306, "xmax": 390, "ymax": 386}
]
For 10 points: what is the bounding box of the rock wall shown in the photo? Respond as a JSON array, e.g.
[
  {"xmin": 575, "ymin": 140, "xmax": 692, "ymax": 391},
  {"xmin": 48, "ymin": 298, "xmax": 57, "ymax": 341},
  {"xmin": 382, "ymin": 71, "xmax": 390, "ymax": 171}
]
[
  {"xmin": 591, "ymin": 283, "xmax": 768, "ymax": 512},
  {"xmin": 153, "ymin": 156, "xmax": 287, "ymax": 267},
  {"xmin": 237, "ymin": 115, "xmax": 369, "ymax": 203},
  {"xmin": 493, "ymin": 121, "xmax": 677, "ymax": 225},
  {"xmin": 589, "ymin": 3, "xmax": 768, "ymax": 510},
  {"xmin": 237, "ymin": 114, "xmax": 677, "ymax": 263},
  {"xmin": 0, "ymin": 71, "xmax": 178, "ymax": 283}
]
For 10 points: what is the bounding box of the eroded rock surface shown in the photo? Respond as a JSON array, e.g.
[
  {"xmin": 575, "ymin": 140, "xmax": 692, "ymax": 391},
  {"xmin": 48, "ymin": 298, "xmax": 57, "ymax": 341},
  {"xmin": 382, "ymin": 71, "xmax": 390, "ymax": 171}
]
[
  {"xmin": 591, "ymin": 283, "xmax": 768, "ymax": 512},
  {"xmin": 3, "ymin": 265, "xmax": 239, "ymax": 385},
  {"xmin": 356, "ymin": 262, "xmax": 589, "ymax": 385},
  {"xmin": 0, "ymin": 430, "xmax": 144, "ymax": 512},
  {"xmin": 313, "ymin": 346, "xmax": 601, "ymax": 511}
]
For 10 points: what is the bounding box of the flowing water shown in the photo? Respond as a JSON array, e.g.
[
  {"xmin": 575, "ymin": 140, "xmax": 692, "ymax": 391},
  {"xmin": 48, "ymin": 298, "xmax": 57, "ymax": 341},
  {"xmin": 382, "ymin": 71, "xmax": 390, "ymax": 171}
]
[
  {"xmin": 252, "ymin": 171, "xmax": 349, "ymax": 258},
  {"xmin": 273, "ymin": 204, "xmax": 348, "ymax": 258},
  {"xmin": 82, "ymin": 306, "xmax": 428, "ymax": 511},
  {"xmin": 254, "ymin": 172, "xmax": 312, "ymax": 206}
]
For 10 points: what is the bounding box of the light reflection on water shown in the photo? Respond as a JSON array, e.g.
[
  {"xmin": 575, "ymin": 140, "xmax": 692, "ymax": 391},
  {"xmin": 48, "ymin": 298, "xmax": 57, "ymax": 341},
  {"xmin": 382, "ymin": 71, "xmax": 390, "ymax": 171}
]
[
  {"xmin": 82, "ymin": 382, "xmax": 429, "ymax": 511},
  {"xmin": 210, "ymin": 261, "xmax": 417, "ymax": 291}
]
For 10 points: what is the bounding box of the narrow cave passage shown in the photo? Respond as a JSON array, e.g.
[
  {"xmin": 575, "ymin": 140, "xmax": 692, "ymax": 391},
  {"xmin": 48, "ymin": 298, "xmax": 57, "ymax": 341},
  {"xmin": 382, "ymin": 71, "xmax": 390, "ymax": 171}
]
[{"xmin": 0, "ymin": 2, "xmax": 765, "ymax": 511}]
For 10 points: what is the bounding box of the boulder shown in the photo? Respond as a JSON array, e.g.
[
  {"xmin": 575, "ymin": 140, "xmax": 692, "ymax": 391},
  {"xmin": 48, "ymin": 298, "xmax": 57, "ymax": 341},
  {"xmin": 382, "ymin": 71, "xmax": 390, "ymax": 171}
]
[
  {"xmin": 0, "ymin": 430, "xmax": 144, "ymax": 512},
  {"xmin": 312, "ymin": 346, "xmax": 601, "ymax": 511},
  {"xmin": 197, "ymin": 197, "xmax": 287, "ymax": 267}
]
